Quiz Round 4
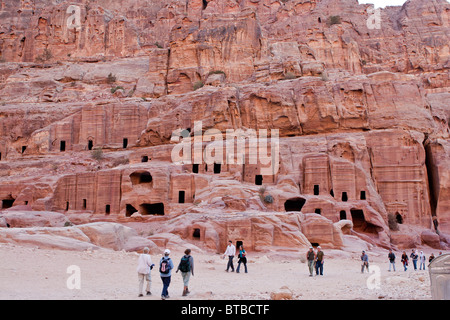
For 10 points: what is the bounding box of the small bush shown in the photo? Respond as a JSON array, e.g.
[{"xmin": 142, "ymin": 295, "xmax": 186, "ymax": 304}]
[
  {"xmin": 264, "ymin": 194, "xmax": 274, "ymax": 204},
  {"xmin": 107, "ymin": 73, "xmax": 117, "ymax": 84},
  {"xmin": 111, "ymin": 86, "xmax": 124, "ymax": 94},
  {"xmin": 283, "ymin": 72, "xmax": 297, "ymax": 80},
  {"xmin": 35, "ymin": 48, "xmax": 53, "ymax": 63},
  {"xmin": 327, "ymin": 15, "xmax": 342, "ymax": 26},
  {"xmin": 91, "ymin": 147, "xmax": 103, "ymax": 161},
  {"xmin": 208, "ymin": 70, "xmax": 226, "ymax": 77},
  {"xmin": 388, "ymin": 213, "xmax": 399, "ymax": 231},
  {"xmin": 193, "ymin": 81, "xmax": 204, "ymax": 91}
]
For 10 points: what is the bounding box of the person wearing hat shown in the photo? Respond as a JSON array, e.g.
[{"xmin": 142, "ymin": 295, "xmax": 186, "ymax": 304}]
[
  {"xmin": 315, "ymin": 246, "xmax": 324, "ymax": 276},
  {"xmin": 159, "ymin": 249, "xmax": 174, "ymax": 300},
  {"xmin": 136, "ymin": 247, "xmax": 154, "ymax": 297},
  {"xmin": 306, "ymin": 247, "xmax": 316, "ymax": 277}
]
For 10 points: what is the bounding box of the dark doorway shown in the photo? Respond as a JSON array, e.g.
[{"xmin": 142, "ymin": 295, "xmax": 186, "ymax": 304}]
[
  {"xmin": 178, "ymin": 191, "xmax": 185, "ymax": 204},
  {"xmin": 351, "ymin": 209, "xmax": 378, "ymax": 234},
  {"xmin": 0, "ymin": 152, "xmax": 2, "ymax": 161},
  {"xmin": 284, "ymin": 197, "xmax": 306, "ymax": 212},
  {"xmin": 396, "ymin": 213, "xmax": 403, "ymax": 224},
  {"xmin": 314, "ymin": 185, "xmax": 319, "ymax": 195},
  {"xmin": 193, "ymin": 164, "xmax": 199, "ymax": 173},
  {"xmin": 360, "ymin": 191, "xmax": 366, "ymax": 200},
  {"xmin": 236, "ymin": 240, "xmax": 243, "ymax": 249},
  {"xmin": 330, "ymin": 189, "xmax": 334, "ymax": 197},
  {"xmin": 340, "ymin": 210, "xmax": 347, "ymax": 220},
  {"xmin": 126, "ymin": 204, "xmax": 138, "ymax": 217},
  {"xmin": 130, "ymin": 171, "xmax": 152, "ymax": 185},
  {"xmin": 21, "ymin": 146, "xmax": 27, "ymax": 154},
  {"xmin": 88, "ymin": 140, "xmax": 93, "ymax": 150},
  {"xmin": 60, "ymin": 140, "xmax": 66, "ymax": 152},
  {"xmin": 65, "ymin": 201, "xmax": 69, "ymax": 211},
  {"xmin": 255, "ymin": 175, "xmax": 263, "ymax": 185},
  {"xmin": 105, "ymin": 205, "xmax": 111, "ymax": 215},
  {"xmin": 2, "ymin": 199, "xmax": 15, "ymax": 209},
  {"xmin": 82, "ymin": 199, "xmax": 87, "ymax": 210},
  {"xmin": 123, "ymin": 138, "xmax": 128, "ymax": 149},
  {"xmin": 141, "ymin": 156, "xmax": 148, "ymax": 163},
  {"xmin": 193, "ymin": 228, "xmax": 201, "ymax": 239},
  {"xmin": 140, "ymin": 203, "xmax": 165, "ymax": 215},
  {"xmin": 214, "ymin": 163, "xmax": 221, "ymax": 174},
  {"xmin": 342, "ymin": 192, "xmax": 348, "ymax": 202},
  {"xmin": 315, "ymin": 208, "xmax": 321, "ymax": 215}
]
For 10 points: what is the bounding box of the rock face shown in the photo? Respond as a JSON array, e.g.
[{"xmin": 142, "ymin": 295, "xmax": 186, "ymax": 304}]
[{"xmin": 0, "ymin": 0, "xmax": 449, "ymax": 251}]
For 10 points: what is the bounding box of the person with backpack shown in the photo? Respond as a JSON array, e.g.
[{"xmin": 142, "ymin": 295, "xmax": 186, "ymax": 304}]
[
  {"xmin": 361, "ymin": 251, "xmax": 369, "ymax": 273},
  {"xmin": 159, "ymin": 249, "xmax": 174, "ymax": 300},
  {"xmin": 176, "ymin": 248, "xmax": 194, "ymax": 296},
  {"xmin": 236, "ymin": 245, "xmax": 248, "ymax": 273}
]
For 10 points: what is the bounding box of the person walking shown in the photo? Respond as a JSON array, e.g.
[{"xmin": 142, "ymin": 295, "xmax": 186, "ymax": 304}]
[
  {"xmin": 176, "ymin": 248, "xmax": 194, "ymax": 296},
  {"xmin": 306, "ymin": 247, "xmax": 315, "ymax": 277},
  {"xmin": 315, "ymin": 246, "xmax": 324, "ymax": 276},
  {"xmin": 410, "ymin": 249, "xmax": 418, "ymax": 271},
  {"xmin": 429, "ymin": 253, "xmax": 435, "ymax": 263},
  {"xmin": 223, "ymin": 240, "xmax": 236, "ymax": 272},
  {"xmin": 388, "ymin": 249, "xmax": 396, "ymax": 272},
  {"xmin": 236, "ymin": 245, "xmax": 248, "ymax": 273},
  {"xmin": 136, "ymin": 247, "xmax": 154, "ymax": 297},
  {"xmin": 419, "ymin": 251, "xmax": 426, "ymax": 270},
  {"xmin": 361, "ymin": 251, "xmax": 369, "ymax": 273},
  {"xmin": 401, "ymin": 251, "xmax": 409, "ymax": 271},
  {"xmin": 159, "ymin": 249, "xmax": 174, "ymax": 300}
]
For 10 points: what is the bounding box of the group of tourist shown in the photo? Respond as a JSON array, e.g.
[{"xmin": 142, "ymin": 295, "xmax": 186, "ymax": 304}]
[
  {"xmin": 136, "ymin": 243, "xmax": 445, "ymax": 299},
  {"xmin": 135, "ymin": 240, "xmax": 248, "ymax": 300}
]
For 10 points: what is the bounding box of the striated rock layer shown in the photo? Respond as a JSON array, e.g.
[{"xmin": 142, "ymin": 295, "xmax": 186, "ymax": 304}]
[{"xmin": 0, "ymin": 0, "xmax": 449, "ymax": 252}]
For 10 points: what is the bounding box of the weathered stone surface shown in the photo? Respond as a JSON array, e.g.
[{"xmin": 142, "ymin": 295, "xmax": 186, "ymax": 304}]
[{"xmin": 0, "ymin": 0, "xmax": 448, "ymax": 252}]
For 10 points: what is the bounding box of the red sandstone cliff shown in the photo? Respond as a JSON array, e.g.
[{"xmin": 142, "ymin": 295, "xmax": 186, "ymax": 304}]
[{"xmin": 0, "ymin": 0, "xmax": 449, "ymax": 252}]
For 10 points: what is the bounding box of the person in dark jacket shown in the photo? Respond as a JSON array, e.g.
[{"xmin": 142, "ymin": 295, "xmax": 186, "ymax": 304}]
[
  {"xmin": 236, "ymin": 245, "xmax": 248, "ymax": 273},
  {"xmin": 176, "ymin": 248, "xmax": 194, "ymax": 296},
  {"xmin": 388, "ymin": 249, "xmax": 396, "ymax": 272},
  {"xmin": 306, "ymin": 247, "xmax": 315, "ymax": 277}
]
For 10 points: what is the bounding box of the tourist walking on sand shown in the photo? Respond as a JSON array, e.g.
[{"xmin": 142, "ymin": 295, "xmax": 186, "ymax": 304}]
[
  {"xmin": 176, "ymin": 248, "xmax": 194, "ymax": 296},
  {"xmin": 419, "ymin": 251, "xmax": 426, "ymax": 270},
  {"xmin": 401, "ymin": 251, "xmax": 409, "ymax": 271},
  {"xmin": 410, "ymin": 249, "xmax": 418, "ymax": 271},
  {"xmin": 429, "ymin": 253, "xmax": 435, "ymax": 263},
  {"xmin": 315, "ymin": 246, "xmax": 324, "ymax": 276},
  {"xmin": 223, "ymin": 240, "xmax": 236, "ymax": 272},
  {"xmin": 361, "ymin": 251, "xmax": 369, "ymax": 273},
  {"xmin": 136, "ymin": 247, "xmax": 154, "ymax": 297},
  {"xmin": 388, "ymin": 249, "xmax": 396, "ymax": 272},
  {"xmin": 236, "ymin": 245, "xmax": 248, "ymax": 273},
  {"xmin": 306, "ymin": 247, "xmax": 315, "ymax": 277},
  {"xmin": 159, "ymin": 249, "xmax": 174, "ymax": 300}
]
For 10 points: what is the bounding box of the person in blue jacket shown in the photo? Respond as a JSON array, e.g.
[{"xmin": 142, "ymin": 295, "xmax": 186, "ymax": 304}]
[{"xmin": 159, "ymin": 249, "xmax": 174, "ymax": 300}]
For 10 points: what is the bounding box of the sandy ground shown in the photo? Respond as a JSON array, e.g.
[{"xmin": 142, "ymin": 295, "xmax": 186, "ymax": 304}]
[{"xmin": 0, "ymin": 243, "xmax": 440, "ymax": 300}]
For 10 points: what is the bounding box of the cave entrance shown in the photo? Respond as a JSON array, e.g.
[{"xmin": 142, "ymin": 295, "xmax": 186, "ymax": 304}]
[
  {"xmin": 284, "ymin": 197, "xmax": 306, "ymax": 212},
  {"xmin": 193, "ymin": 228, "xmax": 201, "ymax": 239},
  {"xmin": 396, "ymin": 212, "xmax": 403, "ymax": 224},
  {"xmin": 130, "ymin": 171, "xmax": 152, "ymax": 185},
  {"xmin": 2, "ymin": 198, "xmax": 15, "ymax": 209},
  {"xmin": 236, "ymin": 240, "xmax": 243, "ymax": 249},
  {"xmin": 351, "ymin": 209, "xmax": 378, "ymax": 234},
  {"xmin": 255, "ymin": 175, "xmax": 263, "ymax": 185},
  {"xmin": 126, "ymin": 204, "xmax": 138, "ymax": 217},
  {"xmin": 340, "ymin": 210, "xmax": 347, "ymax": 220},
  {"xmin": 140, "ymin": 203, "xmax": 165, "ymax": 216},
  {"xmin": 88, "ymin": 140, "xmax": 93, "ymax": 150},
  {"xmin": 60, "ymin": 140, "xmax": 66, "ymax": 152}
]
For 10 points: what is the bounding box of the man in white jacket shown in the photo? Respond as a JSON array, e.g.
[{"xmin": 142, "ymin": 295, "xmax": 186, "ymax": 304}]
[
  {"xmin": 223, "ymin": 240, "xmax": 236, "ymax": 272},
  {"xmin": 136, "ymin": 247, "xmax": 154, "ymax": 297}
]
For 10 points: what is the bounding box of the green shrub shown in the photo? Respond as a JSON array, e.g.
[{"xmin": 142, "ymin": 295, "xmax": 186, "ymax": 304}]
[
  {"xmin": 388, "ymin": 213, "xmax": 399, "ymax": 231},
  {"xmin": 107, "ymin": 73, "xmax": 117, "ymax": 84},
  {"xmin": 193, "ymin": 81, "xmax": 204, "ymax": 91}
]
